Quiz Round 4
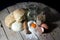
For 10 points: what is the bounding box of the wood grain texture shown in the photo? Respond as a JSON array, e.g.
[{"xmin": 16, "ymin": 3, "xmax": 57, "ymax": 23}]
[
  {"xmin": 51, "ymin": 21, "xmax": 60, "ymax": 40},
  {"xmin": 16, "ymin": 3, "xmax": 28, "ymax": 40},
  {"xmin": 17, "ymin": 2, "xmax": 54, "ymax": 40},
  {"xmin": 0, "ymin": 2, "xmax": 60, "ymax": 40},
  {"xmin": 0, "ymin": 21, "xmax": 7, "ymax": 40}
]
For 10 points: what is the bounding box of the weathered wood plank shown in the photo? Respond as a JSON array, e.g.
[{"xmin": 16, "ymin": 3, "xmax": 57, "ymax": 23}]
[
  {"xmin": 1, "ymin": 2, "xmax": 59, "ymax": 40},
  {"xmin": 0, "ymin": 21, "xmax": 7, "ymax": 40},
  {"xmin": 17, "ymin": 3, "xmax": 40, "ymax": 40},
  {"xmin": 39, "ymin": 4, "xmax": 54, "ymax": 40},
  {"xmin": 17, "ymin": 2, "xmax": 27, "ymax": 9},
  {"xmin": 20, "ymin": 30, "xmax": 27, "ymax": 40},
  {"xmin": 0, "ymin": 9, "xmax": 23, "ymax": 40},
  {"xmin": 51, "ymin": 27, "xmax": 60, "ymax": 40},
  {"xmin": 40, "ymin": 4, "xmax": 60, "ymax": 40},
  {"xmin": 35, "ymin": 4, "xmax": 54, "ymax": 39},
  {"xmin": 16, "ymin": 3, "xmax": 28, "ymax": 40},
  {"xmin": 17, "ymin": 2, "xmax": 55, "ymax": 40},
  {"xmin": 51, "ymin": 21, "xmax": 60, "ymax": 40},
  {"xmin": 41, "ymin": 33, "xmax": 54, "ymax": 40}
]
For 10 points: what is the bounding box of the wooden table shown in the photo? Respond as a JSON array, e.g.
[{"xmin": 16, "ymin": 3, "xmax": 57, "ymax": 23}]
[{"xmin": 0, "ymin": 2, "xmax": 60, "ymax": 40}]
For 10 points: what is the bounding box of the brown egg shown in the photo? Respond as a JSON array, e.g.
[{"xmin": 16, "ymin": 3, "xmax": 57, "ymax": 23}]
[{"xmin": 41, "ymin": 23, "xmax": 48, "ymax": 29}]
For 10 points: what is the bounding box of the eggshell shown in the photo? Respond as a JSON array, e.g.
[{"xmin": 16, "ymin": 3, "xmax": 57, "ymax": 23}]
[
  {"xmin": 36, "ymin": 26, "xmax": 44, "ymax": 34},
  {"xmin": 28, "ymin": 21, "xmax": 37, "ymax": 34},
  {"xmin": 11, "ymin": 21, "xmax": 22, "ymax": 32},
  {"xmin": 41, "ymin": 23, "xmax": 48, "ymax": 29},
  {"xmin": 41, "ymin": 27, "xmax": 44, "ymax": 32}
]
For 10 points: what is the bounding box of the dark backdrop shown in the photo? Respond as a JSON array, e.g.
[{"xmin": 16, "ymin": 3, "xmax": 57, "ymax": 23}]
[{"xmin": 0, "ymin": 0, "xmax": 60, "ymax": 12}]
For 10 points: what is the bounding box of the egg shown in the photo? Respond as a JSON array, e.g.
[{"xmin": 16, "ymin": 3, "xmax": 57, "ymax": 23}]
[
  {"xmin": 41, "ymin": 23, "xmax": 48, "ymax": 29},
  {"xmin": 28, "ymin": 21, "xmax": 37, "ymax": 28},
  {"xmin": 31, "ymin": 23, "xmax": 36, "ymax": 28},
  {"xmin": 36, "ymin": 27, "xmax": 44, "ymax": 33},
  {"xmin": 11, "ymin": 21, "xmax": 23, "ymax": 32},
  {"xmin": 28, "ymin": 21, "xmax": 37, "ymax": 34}
]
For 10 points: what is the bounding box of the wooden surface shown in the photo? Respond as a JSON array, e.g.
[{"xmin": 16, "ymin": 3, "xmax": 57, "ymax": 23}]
[{"xmin": 0, "ymin": 2, "xmax": 60, "ymax": 40}]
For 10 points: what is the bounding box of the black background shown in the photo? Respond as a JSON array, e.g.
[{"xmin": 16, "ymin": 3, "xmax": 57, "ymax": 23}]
[{"xmin": 0, "ymin": 0, "xmax": 60, "ymax": 12}]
